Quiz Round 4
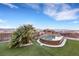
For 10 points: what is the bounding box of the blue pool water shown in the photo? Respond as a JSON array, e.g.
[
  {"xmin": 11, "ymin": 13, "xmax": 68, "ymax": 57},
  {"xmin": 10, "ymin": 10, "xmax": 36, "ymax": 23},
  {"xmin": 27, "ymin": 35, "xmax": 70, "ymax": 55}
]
[{"xmin": 40, "ymin": 34, "xmax": 55, "ymax": 41}]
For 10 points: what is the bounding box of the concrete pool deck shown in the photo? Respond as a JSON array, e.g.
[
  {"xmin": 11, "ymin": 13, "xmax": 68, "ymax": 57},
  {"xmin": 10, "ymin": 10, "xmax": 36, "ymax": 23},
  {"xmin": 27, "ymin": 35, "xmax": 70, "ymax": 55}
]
[{"xmin": 37, "ymin": 38, "xmax": 67, "ymax": 47}]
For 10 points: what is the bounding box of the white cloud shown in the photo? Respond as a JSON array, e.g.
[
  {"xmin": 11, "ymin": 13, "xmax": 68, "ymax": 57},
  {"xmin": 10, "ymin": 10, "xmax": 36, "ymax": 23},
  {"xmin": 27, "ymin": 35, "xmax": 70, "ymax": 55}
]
[
  {"xmin": 55, "ymin": 9, "xmax": 79, "ymax": 20},
  {"xmin": 0, "ymin": 19, "xmax": 13, "ymax": 28},
  {"xmin": 0, "ymin": 25, "xmax": 13, "ymax": 28},
  {"xmin": 25, "ymin": 3, "xmax": 40, "ymax": 12},
  {"xmin": 2, "ymin": 3, "xmax": 18, "ymax": 8},
  {"xmin": 72, "ymin": 21, "xmax": 79, "ymax": 24},
  {"xmin": 61, "ymin": 3, "xmax": 71, "ymax": 11},
  {"xmin": 43, "ymin": 26, "xmax": 55, "ymax": 29},
  {"xmin": 25, "ymin": 21, "xmax": 34, "ymax": 25},
  {"xmin": 0, "ymin": 19, "xmax": 6, "ymax": 23},
  {"xmin": 44, "ymin": 3, "xmax": 57, "ymax": 17},
  {"xmin": 43, "ymin": 3, "xmax": 79, "ymax": 21},
  {"xmin": 24, "ymin": 3, "xmax": 79, "ymax": 21}
]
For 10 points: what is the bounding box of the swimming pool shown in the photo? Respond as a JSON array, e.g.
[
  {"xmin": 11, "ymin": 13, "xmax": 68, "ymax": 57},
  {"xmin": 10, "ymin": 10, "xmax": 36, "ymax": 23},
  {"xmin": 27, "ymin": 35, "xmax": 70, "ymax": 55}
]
[
  {"xmin": 38, "ymin": 34, "xmax": 65, "ymax": 46},
  {"xmin": 40, "ymin": 34, "xmax": 55, "ymax": 41}
]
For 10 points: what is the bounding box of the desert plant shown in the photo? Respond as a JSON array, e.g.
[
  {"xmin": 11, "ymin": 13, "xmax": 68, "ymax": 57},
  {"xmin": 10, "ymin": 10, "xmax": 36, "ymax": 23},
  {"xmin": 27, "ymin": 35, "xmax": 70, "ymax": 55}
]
[{"xmin": 9, "ymin": 24, "xmax": 36, "ymax": 48}]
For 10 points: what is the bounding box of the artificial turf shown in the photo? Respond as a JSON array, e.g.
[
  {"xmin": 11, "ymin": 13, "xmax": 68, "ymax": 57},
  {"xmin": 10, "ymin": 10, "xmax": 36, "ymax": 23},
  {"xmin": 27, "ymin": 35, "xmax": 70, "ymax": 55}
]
[{"xmin": 0, "ymin": 40, "xmax": 79, "ymax": 56}]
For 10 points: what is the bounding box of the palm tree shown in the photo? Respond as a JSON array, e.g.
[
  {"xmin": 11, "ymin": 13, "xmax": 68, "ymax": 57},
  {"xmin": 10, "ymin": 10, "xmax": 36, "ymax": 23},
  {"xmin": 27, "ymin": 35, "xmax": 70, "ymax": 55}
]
[{"xmin": 9, "ymin": 24, "xmax": 36, "ymax": 48}]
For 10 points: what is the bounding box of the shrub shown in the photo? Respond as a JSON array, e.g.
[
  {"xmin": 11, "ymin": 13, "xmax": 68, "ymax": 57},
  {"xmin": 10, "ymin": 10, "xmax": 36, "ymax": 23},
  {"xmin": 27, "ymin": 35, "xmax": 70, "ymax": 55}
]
[{"xmin": 9, "ymin": 24, "xmax": 36, "ymax": 48}]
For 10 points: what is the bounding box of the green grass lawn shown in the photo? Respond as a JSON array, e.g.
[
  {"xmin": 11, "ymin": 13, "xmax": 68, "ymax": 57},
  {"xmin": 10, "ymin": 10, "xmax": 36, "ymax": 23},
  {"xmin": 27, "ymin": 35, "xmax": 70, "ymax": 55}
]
[{"xmin": 0, "ymin": 39, "xmax": 79, "ymax": 56}]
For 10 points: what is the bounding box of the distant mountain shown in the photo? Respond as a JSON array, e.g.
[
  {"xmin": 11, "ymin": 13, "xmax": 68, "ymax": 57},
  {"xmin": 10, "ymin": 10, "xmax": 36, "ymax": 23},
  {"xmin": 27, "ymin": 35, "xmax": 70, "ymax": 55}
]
[
  {"xmin": 0, "ymin": 28, "xmax": 15, "ymax": 33},
  {"xmin": 54, "ymin": 29, "xmax": 79, "ymax": 33},
  {"xmin": 0, "ymin": 28, "xmax": 79, "ymax": 33}
]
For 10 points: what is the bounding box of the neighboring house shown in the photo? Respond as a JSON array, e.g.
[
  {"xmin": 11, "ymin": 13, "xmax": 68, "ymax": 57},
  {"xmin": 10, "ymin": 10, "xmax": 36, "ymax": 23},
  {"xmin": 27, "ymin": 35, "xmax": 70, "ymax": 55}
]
[
  {"xmin": 0, "ymin": 29, "xmax": 15, "ymax": 41},
  {"xmin": 0, "ymin": 33, "xmax": 12, "ymax": 41},
  {"xmin": 43, "ymin": 29, "xmax": 58, "ymax": 35},
  {"xmin": 37, "ymin": 29, "xmax": 59, "ymax": 36},
  {"xmin": 60, "ymin": 32, "xmax": 79, "ymax": 38}
]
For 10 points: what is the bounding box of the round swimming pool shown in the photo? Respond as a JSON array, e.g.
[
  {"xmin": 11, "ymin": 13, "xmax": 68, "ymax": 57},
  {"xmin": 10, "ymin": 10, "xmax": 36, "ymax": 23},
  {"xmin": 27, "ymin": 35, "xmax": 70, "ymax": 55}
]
[{"xmin": 38, "ymin": 34, "xmax": 64, "ymax": 45}]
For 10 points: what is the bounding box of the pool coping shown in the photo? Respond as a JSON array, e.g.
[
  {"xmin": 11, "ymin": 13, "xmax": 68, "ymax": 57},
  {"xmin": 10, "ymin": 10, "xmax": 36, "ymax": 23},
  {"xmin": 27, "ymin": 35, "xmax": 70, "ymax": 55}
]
[{"xmin": 37, "ymin": 38, "xmax": 67, "ymax": 47}]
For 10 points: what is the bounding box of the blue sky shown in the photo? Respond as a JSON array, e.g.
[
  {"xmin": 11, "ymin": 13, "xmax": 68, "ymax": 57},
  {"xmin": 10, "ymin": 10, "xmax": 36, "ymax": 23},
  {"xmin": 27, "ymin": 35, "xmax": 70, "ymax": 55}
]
[{"xmin": 0, "ymin": 3, "xmax": 79, "ymax": 30}]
